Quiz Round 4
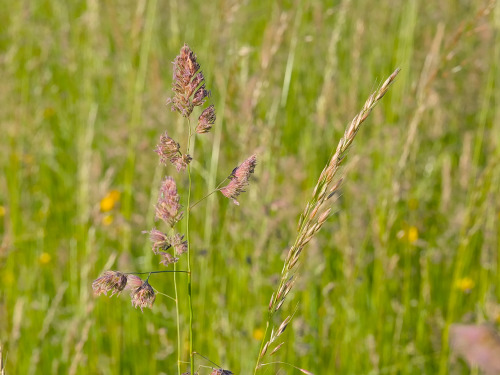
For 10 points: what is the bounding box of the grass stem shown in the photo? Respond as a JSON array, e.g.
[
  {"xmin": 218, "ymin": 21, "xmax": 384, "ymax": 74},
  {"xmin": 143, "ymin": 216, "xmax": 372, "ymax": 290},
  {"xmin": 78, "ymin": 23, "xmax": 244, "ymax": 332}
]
[
  {"xmin": 186, "ymin": 122, "xmax": 195, "ymax": 373},
  {"xmin": 174, "ymin": 261, "xmax": 182, "ymax": 375}
]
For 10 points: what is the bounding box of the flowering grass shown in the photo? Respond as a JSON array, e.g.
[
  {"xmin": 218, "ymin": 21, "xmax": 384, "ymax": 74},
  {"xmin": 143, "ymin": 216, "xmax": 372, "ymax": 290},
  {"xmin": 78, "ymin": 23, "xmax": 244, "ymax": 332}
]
[{"xmin": 1, "ymin": 1, "xmax": 499, "ymax": 374}]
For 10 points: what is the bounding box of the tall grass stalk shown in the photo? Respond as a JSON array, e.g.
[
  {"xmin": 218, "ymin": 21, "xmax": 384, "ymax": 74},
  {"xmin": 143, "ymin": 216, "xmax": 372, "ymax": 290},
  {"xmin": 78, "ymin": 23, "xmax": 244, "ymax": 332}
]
[
  {"xmin": 255, "ymin": 68, "xmax": 401, "ymax": 374},
  {"xmin": 90, "ymin": 44, "xmax": 247, "ymax": 374},
  {"xmin": 186, "ymin": 125, "xmax": 195, "ymax": 373}
]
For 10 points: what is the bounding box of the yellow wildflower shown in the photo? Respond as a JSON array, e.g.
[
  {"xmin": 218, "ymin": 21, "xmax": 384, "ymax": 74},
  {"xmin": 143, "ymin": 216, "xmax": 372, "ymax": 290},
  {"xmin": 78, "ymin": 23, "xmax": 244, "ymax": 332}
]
[
  {"xmin": 456, "ymin": 277, "xmax": 475, "ymax": 293},
  {"xmin": 407, "ymin": 226, "xmax": 418, "ymax": 243},
  {"xmin": 39, "ymin": 252, "xmax": 51, "ymax": 265},
  {"xmin": 108, "ymin": 190, "xmax": 121, "ymax": 202},
  {"xmin": 252, "ymin": 328, "xmax": 265, "ymax": 341},
  {"xmin": 398, "ymin": 225, "xmax": 419, "ymax": 244},
  {"xmin": 0, "ymin": 206, "xmax": 5, "ymax": 217},
  {"xmin": 100, "ymin": 190, "xmax": 121, "ymax": 212}
]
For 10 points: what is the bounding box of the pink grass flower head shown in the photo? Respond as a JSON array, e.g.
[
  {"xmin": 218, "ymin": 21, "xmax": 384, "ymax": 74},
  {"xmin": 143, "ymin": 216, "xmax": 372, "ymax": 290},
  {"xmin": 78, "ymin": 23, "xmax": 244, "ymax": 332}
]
[
  {"xmin": 92, "ymin": 271, "xmax": 128, "ymax": 297},
  {"xmin": 174, "ymin": 154, "xmax": 193, "ymax": 172},
  {"xmin": 155, "ymin": 132, "xmax": 191, "ymax": 172},
  {"xmin": 159, "ymin": 251, "xmax": 179, "ymax": 266},
  {"xmin": 191, "ymin": 84, "xmax": 210, "ymax": 107},
  {"xmin": 167, "ymin": 44, "xmax": 210, "ymax": 118},
  {"xmin": 196, "ymin": 105, "xmax": 216, "ymax": 134},
  {"xmin": 170, "ymin": 233, "xmax": 188, "ymax": 256},
  {"xmin": 143, "ymin": 228, "xmax": 171, "ymax": 254},
  {"xmin": 155, "ymin": 176, "xmax": 183, "ymax": 227},
  {"xmin": 130, "ymin": 278, "xmax": 156, "ymax": 312},
  {"xmin": 220, "ymin": 154, "xmax": 257, "ymax": 205}
]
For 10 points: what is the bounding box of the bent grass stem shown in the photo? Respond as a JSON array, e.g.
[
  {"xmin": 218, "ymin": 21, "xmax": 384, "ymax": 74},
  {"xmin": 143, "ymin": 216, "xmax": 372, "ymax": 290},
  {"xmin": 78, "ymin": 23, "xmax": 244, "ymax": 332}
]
[
  {"xmin": 126, "ymin": 270, "xmax": 188, "ymax": 275},
  {"xmin": 188, "ymin": 177, "xmax": 227, "ymax": 211}
]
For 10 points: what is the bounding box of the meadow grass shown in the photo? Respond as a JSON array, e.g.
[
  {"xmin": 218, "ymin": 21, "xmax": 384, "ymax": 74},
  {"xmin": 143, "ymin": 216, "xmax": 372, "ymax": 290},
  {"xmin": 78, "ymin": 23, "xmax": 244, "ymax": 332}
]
[{"xmin": 1, "ymin": 1, "xmax": 499, "ymax": 374}]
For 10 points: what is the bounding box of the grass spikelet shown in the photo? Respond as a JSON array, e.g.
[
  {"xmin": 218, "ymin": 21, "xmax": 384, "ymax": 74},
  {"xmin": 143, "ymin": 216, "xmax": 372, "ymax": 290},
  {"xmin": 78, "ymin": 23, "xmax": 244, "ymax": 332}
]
[
  {"xmin": 220, "ymin": 154, "xmax": 257, "ymax": 205},
  {"xmin": 155, "ymin": 176, "xmax": 183, "ymax": 227},
  {"xmin": 196, "ymin": 104, "xmax": 216, "ymax": 134},
  {"xmin": 155, "ymin": 132, "xmax": 192, "ymax": 171}
]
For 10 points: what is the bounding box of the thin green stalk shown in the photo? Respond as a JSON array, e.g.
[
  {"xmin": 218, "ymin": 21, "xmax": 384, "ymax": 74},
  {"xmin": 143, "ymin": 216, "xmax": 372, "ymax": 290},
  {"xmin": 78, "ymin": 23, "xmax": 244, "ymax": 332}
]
[
  {"xmin": 131, "ymin": 242, "xmax": 187, "ymax": 375},
  {"xmin": 174, "ymin": 261, "xmax": 182, "ymax": 375},
  {"xmin": 186, "ymin": 123, "xmax": 195, "ymax": 373},
  {"xmin": 189, "ymin": 178, "xmax": 228, "ymax": 211}
]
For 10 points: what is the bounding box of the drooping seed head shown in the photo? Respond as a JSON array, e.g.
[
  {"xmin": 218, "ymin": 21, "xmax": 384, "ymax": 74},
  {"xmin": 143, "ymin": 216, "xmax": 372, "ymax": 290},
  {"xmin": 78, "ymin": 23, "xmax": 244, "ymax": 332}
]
[
  {"xmin": 220, "ymin": 154, "xmax": 257, "ymax": 205},
  {"xmin": 131, "ymin": 279, "xmax": 156, "ymax": 312},
  {"xmin": 92, "ymin": 271, "xmax": 128, "ymax": 297}
]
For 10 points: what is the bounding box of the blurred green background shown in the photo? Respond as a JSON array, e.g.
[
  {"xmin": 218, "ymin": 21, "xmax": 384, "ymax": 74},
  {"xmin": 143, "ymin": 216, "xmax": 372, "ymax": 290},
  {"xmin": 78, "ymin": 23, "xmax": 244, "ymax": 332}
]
[{"xmin": 1, "ymin": 0, "xmax": 499, "ymax": 374}]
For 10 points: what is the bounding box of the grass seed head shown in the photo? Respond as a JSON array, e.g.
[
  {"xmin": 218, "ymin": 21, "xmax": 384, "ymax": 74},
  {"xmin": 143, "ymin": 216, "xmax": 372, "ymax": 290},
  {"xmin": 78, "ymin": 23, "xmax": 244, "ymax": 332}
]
[
  {"xmin": 220, "ymin": 154, "xmax": 257, "ymax": 205},
  {"xmin": 159, "ymin": 251, "xmax": 179, "ymax": 266},
  {"xmin": 196, "ymin": 104, "xmax": 216, "ymax": 134},
  {"xmin": 155, "ymin": 132, "xmax": 192, "ymax": 172},
  {"xmin": 257, "ymin": 69, "xmax": 400, "ymax": 368},
  {"xmin": 144, "ymin": 228, "xmax": 172, "ymax": 254},
  {"xmin": 92, "ymin": 271, "xmax": 128, "ymax": 297},
  {"xmin": 155, "ymin": 177, "xmax": 183, "ymax": 227},
  {"xmin": 155, "ymin": 132, "xmax": 180, "ymax": 164},
  {"xmin": 171, "ymin": 233, "xmax": 188, "ymax": 256},
  {"xmin": 176, "ymin": 154, "xmax": 193, "ymax": 172},
  {"xmin": 192, "ymin": 84, "xmax": 210, "ymax": 107},
  {"xmin": 167, "ymin": 44, "xmax": 211, "ymax": 118},
  {"xmin": 270, "ymin": 342, "xmax": 285, "ymax": 355},
  {"xmin": 131, "ymin": 279, "xmax": 156, "ymax": 312}
]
